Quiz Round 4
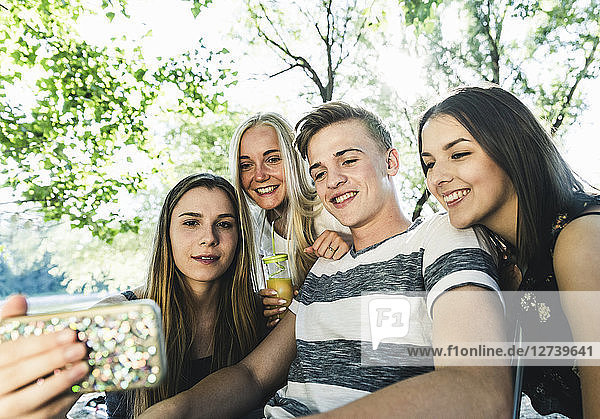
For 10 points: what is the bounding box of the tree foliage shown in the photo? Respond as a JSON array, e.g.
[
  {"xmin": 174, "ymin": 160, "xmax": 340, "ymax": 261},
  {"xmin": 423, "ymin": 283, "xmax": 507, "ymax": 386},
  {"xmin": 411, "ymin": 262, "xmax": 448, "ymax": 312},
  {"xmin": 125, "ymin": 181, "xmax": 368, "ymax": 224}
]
[
  {"xmin": 400, "ymin": 0, "xmax": 600, "ymax": 217},
  {"xmin": 401, "ymin": 0, "xmax": 600, "ymax": 134},
  {"xmin": 244, "ymin": 0, "xmax": 379, "ymax": 102},
  {"xmin": 0, "ymin": 111, "xmax": 243, "ymax": 294},
  {"xmin": 162, "ymin": 114, "xmax": 240, "ymax": 181},
  {"xmin": 0, "ymin": 0, "xmax": 235, "ymax": 241}
]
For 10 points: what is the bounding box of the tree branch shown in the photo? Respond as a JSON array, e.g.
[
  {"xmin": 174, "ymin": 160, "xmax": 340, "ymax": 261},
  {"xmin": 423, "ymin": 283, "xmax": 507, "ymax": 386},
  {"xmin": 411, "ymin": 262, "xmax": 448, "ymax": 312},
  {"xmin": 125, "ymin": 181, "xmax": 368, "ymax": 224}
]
[
  {"xmin": 255, "ymin": 3, "xmax": 293, "ymax": 56},
  {"xmin": 402, "ymin": 106, "xmax": 416, "ymax": 140},
  {"xmin": 324, "ymin": 0, "xmax": 334, "ymax": 101},
  {"xmin": 315, "ymin": 21, "xmax": 325, "ymax": 42},
  {"xmin": 412, "ymin": 187, "xmax": 430, "ymax": 221},
  {"xmin": 0, "ymin": 198, "xmax": 46, "ymax": 205},
  {"xmin": 334, "ymin": 0, "xmax": 367, "ymax": 73},
  {"xmin": 0, "ymin": 201, "xmax": 25, "ymax": 206},
  {"xmin": 551, "ymin": 36, "xmax": 600, "ymax": 135},
  {"xmin": 252, "ymin": 1, "xmax": 328, "ymax": 100},
  {"xmin": 480, "ymin": 0, "xmax": 500, "ymax": 83},
  {"xmin": 269, "ymin": 63, "xmax": 301, "ymax": 78}
]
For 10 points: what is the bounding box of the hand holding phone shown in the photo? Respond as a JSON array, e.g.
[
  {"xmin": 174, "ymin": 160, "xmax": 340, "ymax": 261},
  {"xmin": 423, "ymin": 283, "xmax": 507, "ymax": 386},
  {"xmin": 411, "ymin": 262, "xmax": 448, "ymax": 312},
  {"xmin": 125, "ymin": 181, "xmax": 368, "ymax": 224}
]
[
  {"xmin": 0, "ymin": 299, "xmax": 167, "ymax": 395},
  {"xmin": 0, "ymin": 295, "xmax": 88, "ymax": 418}
]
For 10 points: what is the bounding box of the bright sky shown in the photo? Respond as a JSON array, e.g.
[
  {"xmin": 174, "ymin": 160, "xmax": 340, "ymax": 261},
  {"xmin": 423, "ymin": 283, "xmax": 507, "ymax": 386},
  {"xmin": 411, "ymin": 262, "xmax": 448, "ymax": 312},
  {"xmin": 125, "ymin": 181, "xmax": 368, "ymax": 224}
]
[{"xmin": 77, "ymin": 0, "xmax": 600, "ymax": 186}]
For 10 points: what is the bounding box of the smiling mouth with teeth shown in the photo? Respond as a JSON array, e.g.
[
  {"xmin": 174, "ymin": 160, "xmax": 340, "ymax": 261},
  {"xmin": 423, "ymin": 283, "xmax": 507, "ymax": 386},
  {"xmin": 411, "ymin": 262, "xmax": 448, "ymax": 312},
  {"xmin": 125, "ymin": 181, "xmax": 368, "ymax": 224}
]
[
  {"xmin": 332, "ymin": 191, "xmax": 357, "ymax": 204},
  {"xmin": 443, "ymin": 189, "xmax": 470, "ymax": 205},
  {"xmin": 256, "ymin": 185, "xmax": 278, "ymax": 195}
]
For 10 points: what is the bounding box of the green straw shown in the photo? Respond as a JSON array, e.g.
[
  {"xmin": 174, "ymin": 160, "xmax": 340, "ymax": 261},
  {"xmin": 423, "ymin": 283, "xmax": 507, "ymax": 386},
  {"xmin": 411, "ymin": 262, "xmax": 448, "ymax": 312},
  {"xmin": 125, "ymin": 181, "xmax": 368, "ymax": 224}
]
[{"xmin": 263, "ymin": 216, "xmax": 288, "ymax": 279}]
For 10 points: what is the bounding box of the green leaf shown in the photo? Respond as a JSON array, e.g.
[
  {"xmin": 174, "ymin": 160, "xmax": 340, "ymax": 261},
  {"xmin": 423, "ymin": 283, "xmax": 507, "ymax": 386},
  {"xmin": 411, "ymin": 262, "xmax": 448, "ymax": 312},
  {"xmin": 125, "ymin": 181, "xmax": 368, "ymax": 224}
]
[
  {"xmin": 191, "ymin": 4, "xmax": 202, "ymax": 18},
  {"xmin": 134, "ymin": 68, "xmax": 147, "ymax": 81}
]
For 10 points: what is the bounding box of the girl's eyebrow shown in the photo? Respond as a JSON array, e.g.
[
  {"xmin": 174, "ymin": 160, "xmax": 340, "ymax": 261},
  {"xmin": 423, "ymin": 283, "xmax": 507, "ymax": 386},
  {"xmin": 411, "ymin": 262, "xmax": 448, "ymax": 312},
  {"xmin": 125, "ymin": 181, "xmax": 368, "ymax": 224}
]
[
  {"xmin": 217, "ymin": 213, "xmax": 236, "ymax": 219},
  {"xmin": 421, "ymin": 138, "xmax": 471, "ymax": 157},
  {"xmin": 263, "ymin": 149, "xmax": 280, "ymax": 156},
  {"xmin": 443, "ymin": 138, "xmax": 470, "ymax": 150},
  {"xmin": 239, "ymin": 149, "xmax": 280, "ymax": 160},
  {"xmin": 178, "ymin": 212, "xmax": 236, "ymax": 219},
  {"xmin": 178, "ymin": 212, "xmax": 202, "ymax": 218}
]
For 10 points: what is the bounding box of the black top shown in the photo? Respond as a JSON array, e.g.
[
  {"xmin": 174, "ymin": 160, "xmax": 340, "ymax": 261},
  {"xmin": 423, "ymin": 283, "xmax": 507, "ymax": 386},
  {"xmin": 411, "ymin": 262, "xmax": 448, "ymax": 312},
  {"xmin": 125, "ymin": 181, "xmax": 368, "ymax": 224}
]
[
  {"xmin": 517, "ymin": 193, "xmax": 600, "ymax": 418},
  {"xmin": 106, "ymin": 357, "xmax": 214, "ymax": 418},
  {"xmin": 106, "ymin": 290, "xmax": 268, "ymax": 419}
]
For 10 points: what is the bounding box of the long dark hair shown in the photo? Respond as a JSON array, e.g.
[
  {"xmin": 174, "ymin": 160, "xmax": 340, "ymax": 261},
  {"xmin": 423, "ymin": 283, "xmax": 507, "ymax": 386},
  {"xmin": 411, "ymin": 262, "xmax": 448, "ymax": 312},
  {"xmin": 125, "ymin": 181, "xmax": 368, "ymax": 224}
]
[
  {"xmin": 132, "ymin": 173, "xmax": 262, "ymax": 416},
  {"xmin": 417, "ymin": 85, "xmax": 587, "ymax": 267}
]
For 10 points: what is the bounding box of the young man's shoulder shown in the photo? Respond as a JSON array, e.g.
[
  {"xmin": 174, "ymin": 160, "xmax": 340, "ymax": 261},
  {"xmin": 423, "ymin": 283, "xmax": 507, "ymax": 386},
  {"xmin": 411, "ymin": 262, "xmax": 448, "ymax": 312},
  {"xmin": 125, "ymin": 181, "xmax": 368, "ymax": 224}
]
[
  {"xmin": 307, "ymin": 212, "xmax": 486, "ymax": 278},
  {"xmin": 407, "ymin": 211, "xmax": 484, "ymax": 249},
  {"xmin": 313, "ymin": 206, "xmax": 352, "ymax": 236},
  {"xmin": 408, "ymin": 211, "xmax": 458, "ymax": 235}
]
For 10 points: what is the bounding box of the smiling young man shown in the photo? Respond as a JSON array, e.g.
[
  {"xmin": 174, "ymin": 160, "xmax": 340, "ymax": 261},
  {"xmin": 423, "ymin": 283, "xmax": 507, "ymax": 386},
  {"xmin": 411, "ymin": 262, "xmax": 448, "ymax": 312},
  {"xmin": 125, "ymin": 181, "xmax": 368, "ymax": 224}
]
[{"xmin": 140, "ymin": 103, "xmax": 512, "ymax": 418}]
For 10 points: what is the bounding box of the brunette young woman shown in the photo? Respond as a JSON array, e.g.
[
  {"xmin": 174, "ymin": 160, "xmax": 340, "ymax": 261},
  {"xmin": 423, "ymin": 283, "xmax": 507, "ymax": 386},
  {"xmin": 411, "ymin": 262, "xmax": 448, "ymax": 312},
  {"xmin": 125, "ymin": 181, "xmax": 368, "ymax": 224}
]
[
  {"xmin": 229, "ymin": 113, "xmax": 351, "ymax": 325},
  {"xmin": 418, "ymin": 85, "xmax": 600, "ymax": 418},
  {"xmin": 0, "ymin": 173, "xmax": 267, "ymax": 418},
  {"xmin": 100, "ymin": 173, "xmax": 267, "ymax": 417}
]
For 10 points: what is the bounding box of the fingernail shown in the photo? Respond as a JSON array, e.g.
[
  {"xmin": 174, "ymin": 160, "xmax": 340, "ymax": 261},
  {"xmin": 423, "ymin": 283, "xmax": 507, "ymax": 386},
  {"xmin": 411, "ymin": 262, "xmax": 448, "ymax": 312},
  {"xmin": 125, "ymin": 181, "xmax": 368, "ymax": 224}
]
[
  {"xmin": 57, "ymin": 329, "xmax": 75, "ymax": 344},
  {"xmin": 267, "ymin": 290, "xmax": 277, "ymax": 296},
  {"xmin": 278, "ymin": 306, "xmax": 287, "ymax": 312},
  {"xmin": 68, "ymin": 361, "xmax": 89, "ymax": 380},
  {"xmin": 278, "ymin": 299, "xmax": 287, "ymax": 305},
  {"xmin": 64, "ymin": 344, "xmax": 85, "ymax": 362}
]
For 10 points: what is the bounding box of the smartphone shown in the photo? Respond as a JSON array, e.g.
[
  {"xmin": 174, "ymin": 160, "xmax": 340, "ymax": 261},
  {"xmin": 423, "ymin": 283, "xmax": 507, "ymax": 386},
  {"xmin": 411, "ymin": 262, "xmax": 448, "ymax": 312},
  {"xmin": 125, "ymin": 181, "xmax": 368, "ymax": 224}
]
[{"xmin": 0, "ymin": 299, "xmax": 167, "ymax": 393}]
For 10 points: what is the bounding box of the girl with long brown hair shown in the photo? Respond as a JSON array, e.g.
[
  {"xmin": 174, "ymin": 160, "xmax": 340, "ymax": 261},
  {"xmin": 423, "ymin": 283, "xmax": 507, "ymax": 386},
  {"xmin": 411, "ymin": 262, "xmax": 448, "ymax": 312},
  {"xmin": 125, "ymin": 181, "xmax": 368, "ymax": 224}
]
[
  {"xmin": 418, "ymin": 85, "xmax": 600, "ymax": 418},
  {"xmin": 102, "ymin": 173, "xmax": 267, "ymax": 417}
]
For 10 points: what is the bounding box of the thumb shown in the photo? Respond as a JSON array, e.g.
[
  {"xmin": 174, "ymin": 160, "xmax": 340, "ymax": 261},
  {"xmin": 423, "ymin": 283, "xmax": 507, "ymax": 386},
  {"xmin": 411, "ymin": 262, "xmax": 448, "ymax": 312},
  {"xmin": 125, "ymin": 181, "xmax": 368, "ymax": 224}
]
[
  {"xmin": 1, "ymin": 294, "xmax": 28, "ymax": 319},
  {"xmin": 304, "ymin": 246, "xmax": 314, "ymax": 253}
]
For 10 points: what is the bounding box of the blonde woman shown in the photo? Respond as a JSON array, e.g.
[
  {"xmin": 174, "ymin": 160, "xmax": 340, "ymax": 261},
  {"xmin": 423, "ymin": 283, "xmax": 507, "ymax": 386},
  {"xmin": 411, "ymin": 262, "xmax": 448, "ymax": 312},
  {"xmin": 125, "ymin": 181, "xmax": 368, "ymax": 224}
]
[{"xmin": 229, "ymin": 113, "xmax": 351, "ymax": 325}]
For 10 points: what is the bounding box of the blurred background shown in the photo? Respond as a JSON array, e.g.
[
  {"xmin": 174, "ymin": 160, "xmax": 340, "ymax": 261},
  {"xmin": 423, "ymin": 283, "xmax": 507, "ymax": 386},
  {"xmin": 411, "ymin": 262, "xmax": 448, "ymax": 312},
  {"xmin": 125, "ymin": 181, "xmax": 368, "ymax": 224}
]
[{"xmin": 1, "ymin": 0, "xmax": 599, "ymax": 308}]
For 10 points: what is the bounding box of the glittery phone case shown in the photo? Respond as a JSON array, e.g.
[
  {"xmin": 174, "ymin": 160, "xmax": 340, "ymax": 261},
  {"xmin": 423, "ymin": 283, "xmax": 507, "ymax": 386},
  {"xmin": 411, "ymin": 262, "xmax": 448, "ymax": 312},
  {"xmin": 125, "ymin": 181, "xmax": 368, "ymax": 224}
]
[{"xmin": 0, "ymin": 299, "xmax": 167, "ymax": 393}]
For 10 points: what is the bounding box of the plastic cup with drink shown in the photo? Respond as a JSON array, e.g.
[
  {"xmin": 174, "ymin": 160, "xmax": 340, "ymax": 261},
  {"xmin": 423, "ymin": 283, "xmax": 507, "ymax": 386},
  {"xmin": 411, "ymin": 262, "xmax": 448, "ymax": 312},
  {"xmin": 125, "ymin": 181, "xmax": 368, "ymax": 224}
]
[{"xmin": 262, "ymin": 253, "xmax": 293, "ymax": 318}]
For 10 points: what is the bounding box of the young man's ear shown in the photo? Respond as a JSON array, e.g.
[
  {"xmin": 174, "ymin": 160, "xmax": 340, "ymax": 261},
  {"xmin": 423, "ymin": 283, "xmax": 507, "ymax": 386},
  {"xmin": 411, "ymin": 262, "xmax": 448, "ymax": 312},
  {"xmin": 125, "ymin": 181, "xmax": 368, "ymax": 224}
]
[{"xmin": 386, "ymin": 149, "xmax": 400, "ymax": 175}]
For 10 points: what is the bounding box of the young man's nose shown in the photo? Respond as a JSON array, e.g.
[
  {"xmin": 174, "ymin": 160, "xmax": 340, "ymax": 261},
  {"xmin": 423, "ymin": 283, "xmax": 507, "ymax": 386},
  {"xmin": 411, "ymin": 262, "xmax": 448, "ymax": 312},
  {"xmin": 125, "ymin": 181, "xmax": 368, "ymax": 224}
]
[{"xmin": 326, "ymin": 167, "xmax": 347, "ymax": 189}]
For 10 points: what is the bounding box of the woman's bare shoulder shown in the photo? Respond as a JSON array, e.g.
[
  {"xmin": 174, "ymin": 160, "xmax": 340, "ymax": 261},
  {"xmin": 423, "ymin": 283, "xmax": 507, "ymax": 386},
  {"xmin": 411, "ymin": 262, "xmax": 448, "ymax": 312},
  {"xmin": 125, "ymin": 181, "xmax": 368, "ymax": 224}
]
[{"xmin": 554, "ymin": 210, "xmax": 600, "ymax": 290}]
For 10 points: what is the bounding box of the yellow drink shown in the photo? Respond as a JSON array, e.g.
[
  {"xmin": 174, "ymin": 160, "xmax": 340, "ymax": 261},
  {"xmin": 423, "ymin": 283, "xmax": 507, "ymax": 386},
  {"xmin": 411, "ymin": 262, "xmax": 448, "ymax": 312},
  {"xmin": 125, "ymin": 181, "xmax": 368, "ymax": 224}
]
[
  {"xmin": 266, "ymin": 277, "xmax": 293, "ymax": 315},
  {"xmin": 263, "ymin": 254, "xmax": 292, "ymax": 319}
]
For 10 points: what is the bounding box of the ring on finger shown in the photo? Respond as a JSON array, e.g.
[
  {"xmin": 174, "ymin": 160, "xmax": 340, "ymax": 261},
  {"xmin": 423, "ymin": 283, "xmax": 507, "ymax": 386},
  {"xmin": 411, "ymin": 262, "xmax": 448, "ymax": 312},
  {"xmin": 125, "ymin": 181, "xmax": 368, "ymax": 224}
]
[{"xmin": 327, "ymin": 245, "xmax": 336, "ymax": 253}]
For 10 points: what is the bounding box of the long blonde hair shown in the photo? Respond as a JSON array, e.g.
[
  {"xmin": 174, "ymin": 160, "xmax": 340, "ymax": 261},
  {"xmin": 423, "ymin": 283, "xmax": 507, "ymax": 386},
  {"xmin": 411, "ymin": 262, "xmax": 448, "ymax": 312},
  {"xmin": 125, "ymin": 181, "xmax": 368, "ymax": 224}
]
[
  {"xmin": 131, "ymin": 173, "xmax": 262, "ymax": 416},
  {"xmin": 229, "ymin": 113, "xmax": 322, "ymax": 286}
]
